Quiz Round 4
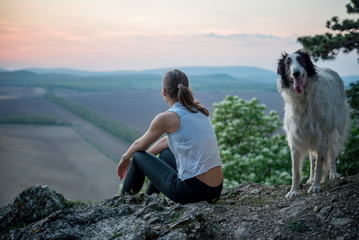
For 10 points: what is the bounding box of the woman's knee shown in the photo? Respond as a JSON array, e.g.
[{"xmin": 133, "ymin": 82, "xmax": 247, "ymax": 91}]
[{"xmin": 132, "ymin": 151, "xmax": 146, "ymax": 163}]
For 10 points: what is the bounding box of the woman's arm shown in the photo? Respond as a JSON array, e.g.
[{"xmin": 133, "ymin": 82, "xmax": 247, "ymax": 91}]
[
  {"xmin": 117, "ymin": 112, "xmax": 179, "ymax": 180},
  {"xmin": 147, "ymin": 136, "xmax": 169, "ymax": 156}
]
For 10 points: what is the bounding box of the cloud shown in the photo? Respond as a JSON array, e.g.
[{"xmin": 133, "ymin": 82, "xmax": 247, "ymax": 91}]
[
  {"xmin": 203, "ymin": 32, "xmax": 280, "ymax": 40},
  {"xmin": 23, "ymin": 3, "xmax": 95, "ymax": 12}
]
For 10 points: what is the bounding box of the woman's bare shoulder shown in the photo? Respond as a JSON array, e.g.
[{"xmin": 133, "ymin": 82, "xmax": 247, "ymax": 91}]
[
  {"xmin": 156, "ymin": 111, "xmax": 178, "ymax": 120},
  {"xmin": 153, "ymin": 111, "xmax": 180, "ymax": 133}
]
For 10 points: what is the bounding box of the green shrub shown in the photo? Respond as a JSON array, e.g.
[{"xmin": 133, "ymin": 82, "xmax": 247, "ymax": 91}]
[
  {"xmin": 211, "ymin": 95, "xmax": 292, "ymax": 187},
  {"xmin": 337, "ymin": 81, "xmax": 359, "ymax": 176}
]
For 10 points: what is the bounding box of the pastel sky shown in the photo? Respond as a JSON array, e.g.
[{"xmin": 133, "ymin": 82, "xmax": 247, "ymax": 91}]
[{"xmin": 1, "ymin": 0, "xmax": 358, "ymax": 76}]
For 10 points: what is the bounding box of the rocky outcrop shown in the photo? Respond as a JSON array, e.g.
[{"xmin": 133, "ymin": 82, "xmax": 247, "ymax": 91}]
[
  {"xmin": 0, "ymin": 186, "xmax": 67, "ymax": 233},
  {"xmin": 1, "ymin": 174, "xmax": 358, "ymax": 239}
]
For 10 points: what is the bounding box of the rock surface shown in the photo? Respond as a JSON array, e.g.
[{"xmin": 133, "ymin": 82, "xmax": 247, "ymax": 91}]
[{"xmin": 1, "ymin": 174, "xmax": 358, "ymax": 240}]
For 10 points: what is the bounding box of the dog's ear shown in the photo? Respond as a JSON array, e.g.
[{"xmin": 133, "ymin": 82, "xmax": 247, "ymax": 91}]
[
  {"xmin": 277, "ymin": 52, "xmax": 290, "ymax": 89},
  {"xmin": 296, "ymin": 49, "xmax": 317, "ymax": 77},
  {"xmin": 277, "ymin": 52, "xmax": 287, "ymax": 76}
]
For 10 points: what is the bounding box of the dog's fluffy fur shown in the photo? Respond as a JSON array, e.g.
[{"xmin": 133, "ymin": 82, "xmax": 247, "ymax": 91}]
[{"xmin": 277, "ymin": 49, "xmax": 350, "ymax": 198}]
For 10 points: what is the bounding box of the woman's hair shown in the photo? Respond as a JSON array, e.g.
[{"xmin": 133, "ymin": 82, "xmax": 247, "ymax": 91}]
[{"xmin": 163, "ymin": 69, "xmax": 209, "ymax": 116}]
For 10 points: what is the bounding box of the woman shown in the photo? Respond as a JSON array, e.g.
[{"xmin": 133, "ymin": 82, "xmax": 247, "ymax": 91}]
[{"xmin": 117, "ymin": 69, "xmax": 223, "ymax": 204}]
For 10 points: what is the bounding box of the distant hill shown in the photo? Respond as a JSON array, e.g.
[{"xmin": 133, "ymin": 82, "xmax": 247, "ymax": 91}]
[
  {"xmin": 0, "ymin": 66, "xmax": 357, "ymax": 92},
  {"xmin": 20, "ymin": 66, "xmax": 275, "ymax": 78},
  {"xmin": 342, "ymin": 75, "xmax": 359, "ymax": 86},
  {"xmin": 9, "ymin": 66, "xmax": 359, "ymax": 85},
  {"xmin": 22, "ymin": 68, "xmax": 137, "ymax": 77},
  {"xmin": 0, "ymin": 70, "xmax": 276, "ymax": 92},
  {"xmin": 17, "ymin": 66, "xmax": 278, "ymax": 85},
  {"xmin": 141, "ymin": 66, "xmax": 277, "ymax": 81}
]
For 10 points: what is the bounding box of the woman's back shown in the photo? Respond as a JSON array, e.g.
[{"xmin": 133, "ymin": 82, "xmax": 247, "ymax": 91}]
[{"xmin": 167, "ymin": 102, "xmax": 223, "ymax": 181}]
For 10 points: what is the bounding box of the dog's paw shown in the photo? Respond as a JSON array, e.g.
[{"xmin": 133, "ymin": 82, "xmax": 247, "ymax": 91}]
[
  {"xmin": 286, "ymin": 191, "xmax": 298, "ymax": 199},
  {"xmin": 308, "ymin": 185, "xmax": 320, "ymax": 194},
  {"xmin": 329, "ymin": 173, "xmax": 340, "ymax": 180},
  {"xmin": 306, "ymin": 178, "xmax": 314, "ymax": 185}
]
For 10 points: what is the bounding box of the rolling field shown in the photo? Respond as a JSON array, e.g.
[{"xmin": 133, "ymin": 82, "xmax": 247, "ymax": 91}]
[
  {"xmin": 0, "ymin": 86, "xmax": 284, "ymax": 206},
  {"xmin": 0, "ymin": 125, "xmax": 119, "ymax": 206},
  {"xmin": 0, "ymin": 87, "xmax": 130, "ymax": 160},
  {"xmin": 0, "ymin": 87, "xmax": 130, "ymax": 206},
  {"xmin": 65, "ymin": 90, "xmax": 285, "ymax": 133}
]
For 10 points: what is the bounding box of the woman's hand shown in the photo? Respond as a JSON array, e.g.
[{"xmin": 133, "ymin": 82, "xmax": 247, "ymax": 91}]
[{"xmin": 117, "ymin": 154, "xmax": 131, "ymax": 180}]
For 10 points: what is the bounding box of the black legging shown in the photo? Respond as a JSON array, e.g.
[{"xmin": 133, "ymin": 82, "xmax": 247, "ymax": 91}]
[{"xmin": 121, "ymin": 148, "xmax": 222, "ymax": 204}]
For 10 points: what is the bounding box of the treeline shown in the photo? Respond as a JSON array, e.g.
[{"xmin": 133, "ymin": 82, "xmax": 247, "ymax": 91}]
[
  {"xmin": 45, "ymin": 92, "xmax": 141, "ymax": 143},
  {"xmin": 0, "ymin": 116, "xmax": 59, "ymax": 125}
]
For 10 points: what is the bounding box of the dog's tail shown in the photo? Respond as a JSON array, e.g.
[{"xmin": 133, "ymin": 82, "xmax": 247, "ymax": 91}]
[
  {"xmin": 333, "ymin": 110, "xmax": 351, "ymax": 155},
  {"xmin": 322, "ymin": 124, "xmax": 350, "ymax": 182}
]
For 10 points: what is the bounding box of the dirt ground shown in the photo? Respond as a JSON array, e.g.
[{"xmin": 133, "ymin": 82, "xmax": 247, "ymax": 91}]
[{"xmin": 210, "ymin": 174, "xmax": 359, "ymax": 239}]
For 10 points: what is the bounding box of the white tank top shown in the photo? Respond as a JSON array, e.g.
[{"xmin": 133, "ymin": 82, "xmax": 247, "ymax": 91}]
[{"xmin": 167, "ymin": 102, "xmax": 223, "ymax": 181}]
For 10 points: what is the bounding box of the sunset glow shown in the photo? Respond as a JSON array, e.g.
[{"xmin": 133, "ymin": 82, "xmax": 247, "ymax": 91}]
[{"xmin": 0, "ymin": 0, "xmax": 358, "ymax": 75}]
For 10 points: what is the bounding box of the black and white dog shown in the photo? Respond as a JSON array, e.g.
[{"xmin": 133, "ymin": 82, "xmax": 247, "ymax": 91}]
[{"xmin": 277, "ymin": 49, "xmax": 350, "ymax": 199}]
